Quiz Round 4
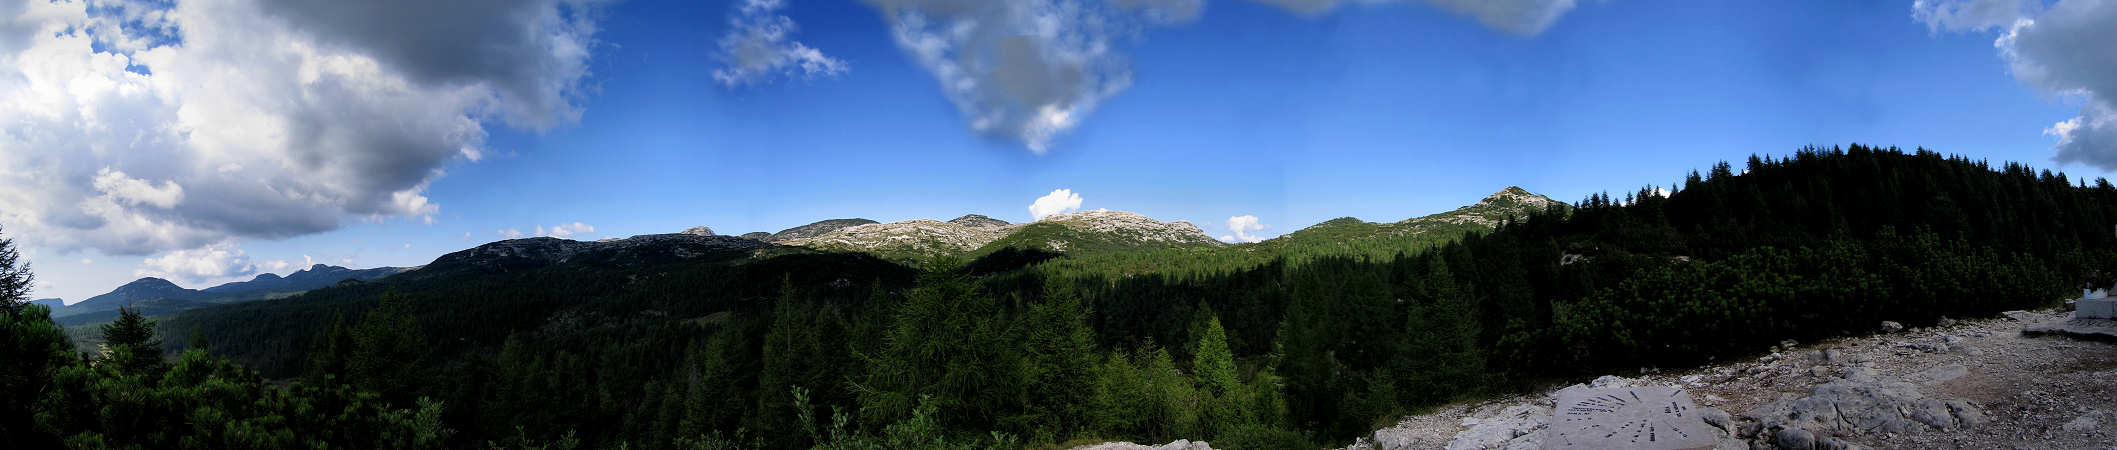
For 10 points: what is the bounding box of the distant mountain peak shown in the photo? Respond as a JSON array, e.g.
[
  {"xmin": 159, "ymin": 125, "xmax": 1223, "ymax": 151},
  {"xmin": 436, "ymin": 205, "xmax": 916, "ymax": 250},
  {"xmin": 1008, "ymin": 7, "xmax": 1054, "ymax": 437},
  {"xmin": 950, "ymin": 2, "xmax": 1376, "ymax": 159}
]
[
  {"xmin": 948, "ymin": 214, "xmax": 1009, "ymax": 228},
  {"xmin": 1477, "ymin": 186, "xmax": 1556, "ymax": 210},
  {"xmin": 767, "ymin": 218, "xmax": 879, "ymax": 242},
  {"xmin": 124, "ymin": 277, "xmax": 182, "ymax": 288},
  {"xmin": 682, "ymin": 226, "xmax": 716, "ymax": 236}
]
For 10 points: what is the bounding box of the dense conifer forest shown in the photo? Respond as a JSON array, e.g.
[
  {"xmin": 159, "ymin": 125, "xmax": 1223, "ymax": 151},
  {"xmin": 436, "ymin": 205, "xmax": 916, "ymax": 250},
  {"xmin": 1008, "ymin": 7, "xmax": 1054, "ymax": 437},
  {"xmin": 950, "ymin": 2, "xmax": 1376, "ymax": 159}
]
[{"xmin": 5, "ymin": 145, "xmax": 2115, "ymax": 448}]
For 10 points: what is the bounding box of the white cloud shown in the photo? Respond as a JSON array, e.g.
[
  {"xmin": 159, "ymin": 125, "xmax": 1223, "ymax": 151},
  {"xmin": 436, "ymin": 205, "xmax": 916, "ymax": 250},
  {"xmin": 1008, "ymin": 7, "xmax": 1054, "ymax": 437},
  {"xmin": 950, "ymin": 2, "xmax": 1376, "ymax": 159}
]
[
  {"xmin": 499, "ymin": 222, "xmax": 595, "ymax": 239},
  {"xmin": 1912, "ymin": 0, "xmax": 2037, "ymax": 32},
  {"xmin": 860, "ymin": 0, "xmax": 1583, "ymax": 153},
  {"xmin": 91, "ymin": 168, "xmax": 185, "ymax": 209},
  {"xmin": 1918, "ymin": 0, "xmax": 2117, "ymax": 170},
  {"xmin": 1028, "ymin": 189, "xmax": 1084, "ymax": 220},
  {"xmin": 713, "ymin": 0, "xmax": 848, "ymax": 87},
  {"xmin": 862, "ymin": 0, "xmax": 1170, "ymax": 154},
  {"xmin": 260, "ymin": 259, "xmax": 294, "ymax": 273},
  {"xmin": 544, "ymin": 222, "xmax": 596, "ymax": 239},
  {"xmin": 1256, "ymin": 0, "xmax": 1580, "ymax": 36},
  {"xmin": 135, "ymin": 241, "xmax": 254, "ymax": 283},
  {"xmin": 0, "ymin": 0, "xmax": 606, "ymax": 257},
  {"xmin": 1225, "ymin": 215, "xmax": 1268, "ymax": 243},
  {"xmin": 401, "ymin": 242, "xmax": 412, "ymax": 249}
]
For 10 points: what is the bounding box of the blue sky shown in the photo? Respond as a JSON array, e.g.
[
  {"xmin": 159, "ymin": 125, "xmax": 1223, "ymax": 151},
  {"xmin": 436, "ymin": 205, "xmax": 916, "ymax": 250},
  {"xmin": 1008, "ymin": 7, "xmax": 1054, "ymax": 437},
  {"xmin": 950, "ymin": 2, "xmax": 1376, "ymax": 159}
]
[{"xmin": 5, "ymin": 0, "xmax": 2110, "ymax": 301}]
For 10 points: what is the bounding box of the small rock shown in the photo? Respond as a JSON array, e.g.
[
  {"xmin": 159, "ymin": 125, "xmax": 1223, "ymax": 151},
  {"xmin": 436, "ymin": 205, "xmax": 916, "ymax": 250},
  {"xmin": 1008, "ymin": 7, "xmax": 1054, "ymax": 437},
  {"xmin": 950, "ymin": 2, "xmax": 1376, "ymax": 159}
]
[
  {"xmin": 2002, "ymin": 310, "xmax": 2036, "ymax": 322},
  {"xmin": 1880, "ymin": 321, "xmax": 1905, "ymax": 332},
  {"xmin": 1701, "ymin": 408, "xmax": 1734, "ymax": 433},
  {"xmin": 1715, "ymin": 437, "xmax": 1750, "ymax": 450},
  {"xmin": 1775, "ymin": 427, "xmax": 1816, "ymax": 450},
  {"xmin": 1588, "ymin": 375, "xmax": 1633, "ymax": 388},
  {"xmin": 1810, "ymin": 367, "xmax": 1831, "ymax": 377},
  {"xmin": 1780, "ymin": 339, "xmax": 1799, "ymax": 349},
  {"xmin": 1822, "ymin": 349, "xmax": 1844, "ymax": 363},
  {"xmin": 1938, "ymin": 316, "xmax": 1958, "ymax": 327},
  {"xmin": 2061, "ymin": 411, "xmax": 2102, "ymax": 432},
  {"xmin": 1925, "ymin": 364, "xmax": 1968, "ymax": 383}
]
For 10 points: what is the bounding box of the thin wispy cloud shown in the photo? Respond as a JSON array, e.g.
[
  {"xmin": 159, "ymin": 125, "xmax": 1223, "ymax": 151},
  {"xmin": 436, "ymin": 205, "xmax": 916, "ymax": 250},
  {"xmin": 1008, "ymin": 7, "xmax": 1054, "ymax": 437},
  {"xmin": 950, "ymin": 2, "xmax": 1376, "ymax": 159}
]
[{"xmin": 713, "ymin": 0, "xmax": 848, "ymax": 87}]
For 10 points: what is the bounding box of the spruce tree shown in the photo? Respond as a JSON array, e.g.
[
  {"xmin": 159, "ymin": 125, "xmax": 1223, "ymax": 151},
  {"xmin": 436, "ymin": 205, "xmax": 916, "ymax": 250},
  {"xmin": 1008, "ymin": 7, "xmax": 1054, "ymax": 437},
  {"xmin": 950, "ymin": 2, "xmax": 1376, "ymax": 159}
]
[
  {"xmin": 0, "ymin": 226, "xmax": 29, "ymax": 314},
  {"xmin": 1190, "ymin": 311, "xmax": 1237, "ymax": 397},
  {"xmin": 100, "ymin": 307, "xmax": 163, "ymax": 374},
  {"xmin": 0, "ymin": 226, "xmax": 70, "ymax": 449},
  {"xmin": 348, "ymin": 290, "xmax": 427, "ymax": 403}
]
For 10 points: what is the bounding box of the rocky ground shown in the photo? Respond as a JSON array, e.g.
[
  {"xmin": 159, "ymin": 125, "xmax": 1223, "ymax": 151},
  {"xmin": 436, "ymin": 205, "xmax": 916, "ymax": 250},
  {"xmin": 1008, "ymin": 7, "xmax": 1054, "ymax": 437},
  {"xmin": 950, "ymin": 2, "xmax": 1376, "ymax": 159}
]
[
  {"xmin": 1349, "ymin": 307, "xmax": 2117, "ymax": 449},
  {"xmin": 1088, "ymin": 307, "xmax": 2117, "ymax": 449}
]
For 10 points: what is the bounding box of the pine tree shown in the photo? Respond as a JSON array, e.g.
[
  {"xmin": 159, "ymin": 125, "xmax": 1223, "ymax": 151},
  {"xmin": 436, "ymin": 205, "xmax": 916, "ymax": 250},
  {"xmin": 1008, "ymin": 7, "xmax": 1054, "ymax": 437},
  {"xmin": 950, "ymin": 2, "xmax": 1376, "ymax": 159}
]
[
  {"xmin": 306, "ymin": 311, "xmax": 353, "ymax": 384},
  {"xmin": 100, "ymin": 307, "xmax": 163, "ymax": 374},
  {"xmin": 0, "ymin": 226, "xmax": 30, "ymax": 314},
  {"xmin": 1190, "ymin": 311, "xmax": 1237, "ymax": 397},
  {"xmin": 0, "ymin": 226, "xmax": 71, "ymax": 449},
  {"xmin": 1018, "ymin": 284, "xmax": 1099, "ymax": 436},
  {"xmin": 349, "ymin": 290, "xmax": 428, "ymax": 403}
]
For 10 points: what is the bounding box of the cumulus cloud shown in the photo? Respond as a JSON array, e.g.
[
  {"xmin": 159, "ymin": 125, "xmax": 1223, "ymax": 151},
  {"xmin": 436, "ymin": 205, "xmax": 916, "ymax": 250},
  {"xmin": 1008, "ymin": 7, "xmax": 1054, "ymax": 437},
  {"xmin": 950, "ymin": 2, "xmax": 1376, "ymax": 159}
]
[
  {"xmin": 1225, "ymin": 215, "xmax": 1268, "ymax": 243},
  {"xmin": 0, "ymin": 0, "xmax": 606, "ymax": 257},
  {"xmin": 1029, "ymin": 189, "xmax": 1084, "ymax": 220},
  {"xmin": 1918, "ymin": 0, "xmax": 2117, "ymax": 170},
  {"xmin": 499, "ymin": 228, "xmax": 527, "ymax": 239},
  {"xmin": 136, "ymin": 241, "xmax": 255, "ymax": 283},
  {"xmin": 860, "ymin": 0, "xmax": 1188, "ymax": 154},
  {"xmin": 1911, "ymin": 0, "xmax": 2037, "ymax": 32},
  {"xmin": 859, "ymin": 0, "xmax": 1583, "ymax": 153},
  {"xmin": 714, "ymin": 0, "xmax": 848, "ymax": 87}
]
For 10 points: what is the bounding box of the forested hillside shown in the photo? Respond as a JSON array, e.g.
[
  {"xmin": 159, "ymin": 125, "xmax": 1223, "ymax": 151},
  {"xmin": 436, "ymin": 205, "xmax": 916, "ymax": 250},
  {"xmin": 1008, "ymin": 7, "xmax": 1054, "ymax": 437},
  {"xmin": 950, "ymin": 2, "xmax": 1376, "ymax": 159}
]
[{"xmin": 6, "ymin": 145, "xmax": 2114, "ymax": 448}]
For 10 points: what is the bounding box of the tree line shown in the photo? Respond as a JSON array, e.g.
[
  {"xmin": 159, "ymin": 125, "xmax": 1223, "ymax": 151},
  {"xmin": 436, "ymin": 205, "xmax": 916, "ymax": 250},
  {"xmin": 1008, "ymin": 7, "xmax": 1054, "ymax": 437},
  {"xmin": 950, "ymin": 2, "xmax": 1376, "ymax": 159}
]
[{"xmin": 5, "ymin": 144, "xmax": 2115, "ymax": 448}]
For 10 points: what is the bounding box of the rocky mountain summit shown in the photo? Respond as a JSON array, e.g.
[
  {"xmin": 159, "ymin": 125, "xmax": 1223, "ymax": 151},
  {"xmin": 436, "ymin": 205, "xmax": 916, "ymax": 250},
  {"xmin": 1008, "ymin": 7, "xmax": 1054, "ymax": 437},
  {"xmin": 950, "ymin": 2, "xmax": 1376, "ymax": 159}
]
[
  {"xmin": 779, "ymin": 219, "xmax": 1015, "ymax": 258},
  {"xmin": 1299, "ymin": 186, "xmax": 1557, "ymax": 237},
  {"xmin": 948, "ymin": 214, "xmax": 1010, "ymax": 227},
  {"xmin": 681, "ymin": 226, "xmax": 716, "ymax": 236},
  {"xmin": 1034, "ymin": 210, "xmax": 1218, "ymax": 246},
  {"xmin": 1247, "ymin": 187, "xmax": 1561, "ymax": 256},
  {"xmin": 780, "ymin": 209, "xmax": 1219, "ymax": 259},
  {"xmin": 763, "ymin": 218, "xmax": 879, "ymax": 242}
]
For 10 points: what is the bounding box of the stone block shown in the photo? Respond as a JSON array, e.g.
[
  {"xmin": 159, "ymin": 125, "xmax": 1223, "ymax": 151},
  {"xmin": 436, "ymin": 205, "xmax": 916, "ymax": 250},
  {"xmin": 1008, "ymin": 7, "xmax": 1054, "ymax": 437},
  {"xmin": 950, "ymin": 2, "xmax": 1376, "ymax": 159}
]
[{"xmin": 2080, "ymin": 297, "xmax": 2117, "ymax": 319}]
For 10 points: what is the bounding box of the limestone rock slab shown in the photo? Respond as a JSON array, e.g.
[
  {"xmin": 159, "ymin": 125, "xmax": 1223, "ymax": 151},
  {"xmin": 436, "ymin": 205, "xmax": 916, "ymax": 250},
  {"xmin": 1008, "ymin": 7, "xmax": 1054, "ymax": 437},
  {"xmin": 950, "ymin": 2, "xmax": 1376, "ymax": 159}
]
[{"xmin": 1544, "ymin": 385, "xmax": 1717, "ymax": 449}]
